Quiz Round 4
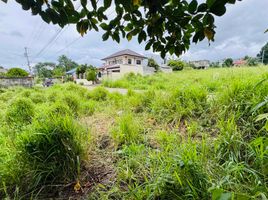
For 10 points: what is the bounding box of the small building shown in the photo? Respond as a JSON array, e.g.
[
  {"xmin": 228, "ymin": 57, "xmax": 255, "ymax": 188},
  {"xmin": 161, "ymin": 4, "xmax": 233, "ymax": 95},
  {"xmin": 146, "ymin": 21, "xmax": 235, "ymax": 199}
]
[
  {"xmin": 233, "ymin": 59, "xmax": 247, "ymax": 67},
  {"xmin": 190, "ymin": 60, "xmax": 210, "ymax": 69},
  {"xmin": 0, "ymin": 67, "xmax": 7, "ymax": 74},
  {"xmin": 100, "ymin": 49, "xmax": 154, "ymax": 79},
  {"xmin": 66, "ymin": 68, "xmax": 77, "ymax": 79}
]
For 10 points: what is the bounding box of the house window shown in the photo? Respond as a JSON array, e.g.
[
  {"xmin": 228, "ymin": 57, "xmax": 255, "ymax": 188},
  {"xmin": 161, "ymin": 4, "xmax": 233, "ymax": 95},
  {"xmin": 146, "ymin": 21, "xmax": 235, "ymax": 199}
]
[
  {"xmin": 128, "ymin": 59, "xmax": 132, "ymax": 64},
  {"xmin": 136, "ymin": 60, "xmax": 141, "ymax": 65},
  {"xmin": 112, "ymin": 70, "xmax": 120, "ymax": 73}
]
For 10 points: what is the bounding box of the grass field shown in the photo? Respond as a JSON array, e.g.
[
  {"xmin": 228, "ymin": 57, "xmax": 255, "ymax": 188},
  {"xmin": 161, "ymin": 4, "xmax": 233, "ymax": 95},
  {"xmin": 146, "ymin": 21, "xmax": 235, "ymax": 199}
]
[{"xmin": 0, "ymin": 67, "xmax": 268, "ymax": 199}]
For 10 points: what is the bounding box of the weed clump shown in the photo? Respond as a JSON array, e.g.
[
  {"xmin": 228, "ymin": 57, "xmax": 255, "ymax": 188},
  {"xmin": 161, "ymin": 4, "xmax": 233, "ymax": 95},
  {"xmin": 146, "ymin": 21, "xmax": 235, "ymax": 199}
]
[
  {"xmin": 88, "ymin": 87, "xmax": 108, "ymax": 101},
  {"xmin": 17, "ymin": 115, "xmax": 87, "ymax": 192},
  {"xmin": 61, "ymin": 92, "xmax": 81, "ymax": 115},
  {"xmin": 6, "ymin": 98, "xmax": 35, "ymax": 127},
  {"xmin": 112, "ymin": 113, "xmax": 142, "ymax": 147}
]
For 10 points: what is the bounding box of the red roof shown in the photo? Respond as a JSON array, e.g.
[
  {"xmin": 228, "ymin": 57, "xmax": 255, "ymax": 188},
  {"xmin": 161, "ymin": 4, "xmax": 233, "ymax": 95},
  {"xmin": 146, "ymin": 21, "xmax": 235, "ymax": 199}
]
[{"xmin": 233, "ymin": 59, "xmax": 246, "ymax": 65}]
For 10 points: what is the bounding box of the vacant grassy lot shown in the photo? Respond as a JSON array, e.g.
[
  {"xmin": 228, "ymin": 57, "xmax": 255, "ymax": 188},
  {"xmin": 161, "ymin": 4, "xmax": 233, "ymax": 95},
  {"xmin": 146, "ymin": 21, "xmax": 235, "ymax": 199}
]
[{"xmin": 0, "ymin": 67, "xmax": 268, "ymax": 199}]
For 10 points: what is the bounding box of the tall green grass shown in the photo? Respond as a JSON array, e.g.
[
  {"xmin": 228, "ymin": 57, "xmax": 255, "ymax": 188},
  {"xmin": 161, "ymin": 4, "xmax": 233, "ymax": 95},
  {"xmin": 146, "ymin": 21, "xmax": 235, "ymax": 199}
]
[{"xmin": 1, "ymin": 67, "xmax": 268, "ymax": 199}]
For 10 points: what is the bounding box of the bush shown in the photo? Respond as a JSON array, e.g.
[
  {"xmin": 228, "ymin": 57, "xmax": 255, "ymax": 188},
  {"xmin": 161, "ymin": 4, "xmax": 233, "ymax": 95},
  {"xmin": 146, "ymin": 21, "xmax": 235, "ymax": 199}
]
[
  {"xmin": 223, "ymin": 58, "xmax": 234, "ymax": 67},
  {"xmin": 6, "ymin": 68, "xmax": 29, "ymax": 77},
  {"xmin": 6, "ymin": 98, "xmax": 35, "ymax": 126},
  {"xmin": 147, "ymin": 58, "xmax": 160, "ymax": 71},
  {"xmin": 167, "ymin": 60, "xmax": 185, "ymax": 71},
  {"xmin": 86, "ymin": 67, "xmax": 97, "ymax": 83}
]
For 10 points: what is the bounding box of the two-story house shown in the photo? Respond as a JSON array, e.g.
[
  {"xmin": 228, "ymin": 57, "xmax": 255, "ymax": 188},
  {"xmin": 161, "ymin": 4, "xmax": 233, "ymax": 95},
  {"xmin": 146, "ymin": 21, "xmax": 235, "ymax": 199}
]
[{"xmin": 100, "ymin": 49, "xmax": 154, "ymax": 79}]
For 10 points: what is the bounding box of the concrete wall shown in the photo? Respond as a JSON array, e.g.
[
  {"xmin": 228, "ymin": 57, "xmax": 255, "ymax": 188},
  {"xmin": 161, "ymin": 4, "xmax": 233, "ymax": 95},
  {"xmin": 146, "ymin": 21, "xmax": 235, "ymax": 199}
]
[
  {"xmin": 160, "ymin": 66, "xmax": 173, "ymax": 73},
  {"xmin": 143, "ymin": 66, "xmax": 155, "ymax": 75},
  {"xmin": 0, "ymin": 77, "xmax": 34, "ymax": 88}
]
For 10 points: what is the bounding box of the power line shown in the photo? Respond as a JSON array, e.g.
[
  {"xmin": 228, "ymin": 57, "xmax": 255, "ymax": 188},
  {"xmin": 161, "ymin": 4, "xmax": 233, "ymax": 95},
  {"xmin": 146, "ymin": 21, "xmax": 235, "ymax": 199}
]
[
  {"xmin": 32, "ymin": 28, "xmax": 64, "ymax": 60},
  {"xmin": 55, "ymin": 37, "xmax": 81, "ymax": 55},
  {"xmin": 26, "ymin": 18, "xmax": 41, "ymax": 47},
  {"xmin": 28, "ymin": 22, "xmax": 46, "ymax": 49}
]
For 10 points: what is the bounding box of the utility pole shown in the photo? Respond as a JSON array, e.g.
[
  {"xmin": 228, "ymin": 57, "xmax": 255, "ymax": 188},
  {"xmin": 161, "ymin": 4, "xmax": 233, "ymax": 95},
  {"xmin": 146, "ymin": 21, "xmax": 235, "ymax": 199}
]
[
  {"xmin": 24, "ymin": 47, "xmax": 32, "ymax": 76},
  {"xmin": 262, "ymin": 49, "xmax": 265, "ymax": 65}
]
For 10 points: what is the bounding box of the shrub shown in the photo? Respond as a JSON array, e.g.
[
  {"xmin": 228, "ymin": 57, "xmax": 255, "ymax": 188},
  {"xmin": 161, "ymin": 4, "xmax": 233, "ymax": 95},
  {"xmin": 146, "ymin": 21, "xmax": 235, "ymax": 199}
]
[
  {"xmin": 147, "ymin": 58, "xmax": 160, "ymax": 71},
  {"xmin": 223, "ymin": 58, "xmax": 234, "ymax": 67},
  {"xmin": 6, "ymin": 98, "xmax": 35, "ymax": 126},
  {"xmin": 6, "ymin": 68, "xmax": 29, "ymax": 77},
  {"xmin": 167, "ymin": 60, "xmax": 185, "ymax": 71},
  {"xmin": 86, "ymin": 67, "xmax": 97, "ymax": 83}
]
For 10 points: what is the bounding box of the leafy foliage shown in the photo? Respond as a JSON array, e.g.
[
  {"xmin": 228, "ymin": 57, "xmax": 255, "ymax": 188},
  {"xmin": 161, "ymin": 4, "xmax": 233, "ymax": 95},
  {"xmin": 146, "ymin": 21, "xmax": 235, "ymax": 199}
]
[
  {"xmin": 223, "ymin": 58, "xmax": 234, "ymax": 67},
  {"xmin": 6, "ymin": 68, "xmax": 28, "ymax": 77},
  {"xmin": 168, "ymin": 59, "xmax": 185, "ymax": 71},
  {"xmin": 246, "ymin": 57, "xmax": 259, "ymax": 66},
  {"xmin": 257, "ymin": 42, "xmax": 268, "ymax": 64},
  {"xmin": 34, "ymin": 62, "xmax": 56, "ymax": 78},
  {"xmin": 58, "ymin": 55, "xmax": 79, "ymax": 72},
  {"xmin": 86, "ymin": 67, "xmax": 97, "ymax": 83},
  {"xmin": 147, "ymin": 58, "xmax": 160, "ymax": 71},
  {"xmin": 3, "ymin": 0, "xmax": 242, "ymax": 58}
]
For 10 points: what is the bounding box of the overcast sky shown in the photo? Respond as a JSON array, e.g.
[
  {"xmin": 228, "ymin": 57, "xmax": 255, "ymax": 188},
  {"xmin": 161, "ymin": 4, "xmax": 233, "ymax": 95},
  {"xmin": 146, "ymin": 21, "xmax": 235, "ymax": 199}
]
[{"xmin": 0, "ymin": 0, "xmax": 267, "ymax": 69}]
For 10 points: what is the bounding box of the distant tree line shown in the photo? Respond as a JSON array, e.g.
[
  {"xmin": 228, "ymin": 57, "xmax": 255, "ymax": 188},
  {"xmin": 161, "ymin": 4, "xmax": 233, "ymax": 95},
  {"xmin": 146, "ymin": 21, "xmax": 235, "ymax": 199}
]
[{"xmin": 34, "ymin": 55, "xmax": 79, "ymax": 78}]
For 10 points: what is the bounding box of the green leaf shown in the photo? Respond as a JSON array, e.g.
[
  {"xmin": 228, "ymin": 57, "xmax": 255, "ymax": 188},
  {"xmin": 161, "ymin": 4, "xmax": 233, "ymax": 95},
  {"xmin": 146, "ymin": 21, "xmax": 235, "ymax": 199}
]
[
  {"xmin": 91, "ymin": 0, "xmax": 97, "ymax": 10},
  {"xmin": 197, "ymin": 3, "xmax": 208, "ymax": 12},
  {"xmin": 138, "ymin": 30, "xmax": 146, "ymax": 43},
  {"xmin": 265, "ymin": 29, "xmax": 268, "ymax": 33},
  {"xmin": 188, "ymin": 0, "xmax": 198, "ymax": 14},
  {"xmin": 113, "ymin": 32, "xmax": 120, "ymax": 43},
  {"xmin": 206, "ymin": 0, "xmax": 216, "ymax": 8},
  {"xmin": 255, "ymin": 113, "xmax": 268, "ymax": 122},
  {"xmin": 100, "ymin": 23, "xmax": 109, "ymax": 30},
  {"xmin": 104, "ymin": 0, "xmax": 112, "ymax": 8},
  {"xmin": 126, "ymin": 33, "xmax": 132, "ymax": 41},
  {"xmin": 251, "ymin": 97, "xmax": 268, "ymax": 113},
  {"xmin": 81, "ymin": 0, "xmax": 87, "ymax": 7},
  {"xmin": 210, "ymin": 3, "xmax": 226, "ymax": 16},
  {"xmin": 40, "ymin": 11, "xmax": 51, "ymax": 24},
  {"xmin": 145, "ymin": 41, "xmax": 153, "ymax": 50},
  {"xmin": 211, "ymin": 189, "xmax": 233, "ymax": 200},
  {"xmin": 192, "ymin": 31, "xmax": 200, "ymax": 43},
  {"xmin": 102, "ymin": 32, "xmax": 109, "ymax": 41},
  {"xmin": 64, "ymin": 0, "xmax": 75, "ymax": 10}
]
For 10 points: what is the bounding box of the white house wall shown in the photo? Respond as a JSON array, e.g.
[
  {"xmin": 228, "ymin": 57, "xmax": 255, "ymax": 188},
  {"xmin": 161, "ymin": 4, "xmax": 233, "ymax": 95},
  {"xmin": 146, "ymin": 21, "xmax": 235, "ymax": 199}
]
[{"xmin": 105, "ymin": 55, "xmax": 144, "ymax": 66}]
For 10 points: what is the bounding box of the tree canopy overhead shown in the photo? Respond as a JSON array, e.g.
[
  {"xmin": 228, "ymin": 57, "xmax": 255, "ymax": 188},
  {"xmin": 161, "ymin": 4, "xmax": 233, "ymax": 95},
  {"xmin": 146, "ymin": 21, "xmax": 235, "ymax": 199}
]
[{"xmin": 3, "ymin": 0, "xmax": 241, "ymax": 58}]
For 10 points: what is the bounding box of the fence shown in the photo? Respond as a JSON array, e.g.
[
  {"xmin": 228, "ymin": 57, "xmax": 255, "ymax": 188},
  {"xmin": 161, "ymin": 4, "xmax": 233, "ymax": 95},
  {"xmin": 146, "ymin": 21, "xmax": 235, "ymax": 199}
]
[{"xmin": 0, "ymin": 77, "xmax": 34, "ymax": 88}]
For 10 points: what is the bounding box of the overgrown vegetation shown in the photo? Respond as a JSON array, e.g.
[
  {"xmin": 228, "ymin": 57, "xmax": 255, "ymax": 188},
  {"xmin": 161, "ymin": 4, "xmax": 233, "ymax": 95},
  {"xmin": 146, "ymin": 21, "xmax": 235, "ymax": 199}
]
[{"xmin": 0, "ymin": 67, "xmax": 268, "ymax": 199}]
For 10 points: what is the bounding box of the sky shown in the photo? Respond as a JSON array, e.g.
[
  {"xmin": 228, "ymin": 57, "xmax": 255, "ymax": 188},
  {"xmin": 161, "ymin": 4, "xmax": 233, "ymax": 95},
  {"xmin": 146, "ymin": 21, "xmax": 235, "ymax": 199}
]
[{"xmin": 0, "ymin": 0, "xmax": 267, "ymax": 70}]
